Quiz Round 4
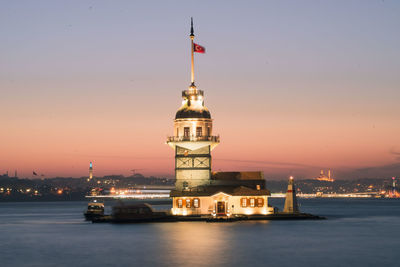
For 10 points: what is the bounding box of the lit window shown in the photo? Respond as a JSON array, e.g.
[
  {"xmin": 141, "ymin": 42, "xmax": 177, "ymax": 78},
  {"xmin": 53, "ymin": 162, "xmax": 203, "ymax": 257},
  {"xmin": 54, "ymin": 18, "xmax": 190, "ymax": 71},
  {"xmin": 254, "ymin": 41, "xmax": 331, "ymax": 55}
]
[
  {"xmin": 257, "ymin": 198, "xmax": 264, "ymax": 207},
  {"xmin": 176, "ymin": 128, "xmax": 179, "ymax": 137},
  {"xmin": 193, "ymin": 198, "xmax": 200, "ymax": 208},
  {"xmin": 178, "ymin": 199, "xmax": 183, "ymax": 208},
  {"xmin": 250, "ymin": 198, "xmax": 255, "ymax": 207},
  {"xmin": 241, "ymin": 198, "xmax": 247, "ymax": 207},
  {"xmin": 184, "ymin": 127, "xmax": 190, "ymax": 138},
  {"xmin": 196, "ymin": 127, "xmax": 202, "ymax": 137},
  {"xmin": 186, "ymin": 199, "xmax": 191, "ymax": 208}
]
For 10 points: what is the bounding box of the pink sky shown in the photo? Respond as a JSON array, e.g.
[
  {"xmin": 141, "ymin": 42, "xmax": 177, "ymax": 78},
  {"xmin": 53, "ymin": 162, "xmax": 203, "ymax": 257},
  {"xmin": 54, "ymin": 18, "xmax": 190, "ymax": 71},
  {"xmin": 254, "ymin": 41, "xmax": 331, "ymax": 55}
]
[{"xmin": 1, "ymin": 1, "xmax": 399, "ymax": 179}]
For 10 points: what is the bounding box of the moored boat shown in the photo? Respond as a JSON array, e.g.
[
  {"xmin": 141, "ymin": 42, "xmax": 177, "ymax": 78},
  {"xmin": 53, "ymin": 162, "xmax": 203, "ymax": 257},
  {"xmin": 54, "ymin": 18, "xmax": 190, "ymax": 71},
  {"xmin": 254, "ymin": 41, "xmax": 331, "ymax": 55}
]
[
  {"xmin": 84, "ymin": 201, "xmax": 104, "ymax": 221},
  {"xmin": 111, "ymin": 203, "xmax": 175, "ymax": 223}
]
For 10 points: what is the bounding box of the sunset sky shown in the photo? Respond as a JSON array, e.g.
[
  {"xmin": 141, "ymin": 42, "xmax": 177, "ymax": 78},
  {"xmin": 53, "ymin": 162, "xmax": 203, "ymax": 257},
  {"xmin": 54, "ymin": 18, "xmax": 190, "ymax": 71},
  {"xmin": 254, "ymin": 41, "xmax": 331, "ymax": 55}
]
[{"xmin": 1, "ymin": 1, "xmax": 399, "ymax": 179}]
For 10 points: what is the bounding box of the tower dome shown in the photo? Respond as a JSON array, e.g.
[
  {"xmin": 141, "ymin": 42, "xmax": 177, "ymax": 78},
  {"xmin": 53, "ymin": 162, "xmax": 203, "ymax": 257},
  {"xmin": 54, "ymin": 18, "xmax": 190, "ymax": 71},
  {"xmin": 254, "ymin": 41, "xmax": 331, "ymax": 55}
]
[{"xmin": 175, "ymin": 86, "xmax": 211, "ymax": 119}]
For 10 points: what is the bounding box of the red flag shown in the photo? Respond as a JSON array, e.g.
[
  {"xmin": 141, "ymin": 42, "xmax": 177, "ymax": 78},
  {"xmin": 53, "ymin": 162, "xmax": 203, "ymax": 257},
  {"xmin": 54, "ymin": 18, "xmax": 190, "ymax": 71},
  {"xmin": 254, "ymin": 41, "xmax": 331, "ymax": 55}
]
[{"xmin": 193, "ymin": 43, "xmax": 205, "ymax": 53}]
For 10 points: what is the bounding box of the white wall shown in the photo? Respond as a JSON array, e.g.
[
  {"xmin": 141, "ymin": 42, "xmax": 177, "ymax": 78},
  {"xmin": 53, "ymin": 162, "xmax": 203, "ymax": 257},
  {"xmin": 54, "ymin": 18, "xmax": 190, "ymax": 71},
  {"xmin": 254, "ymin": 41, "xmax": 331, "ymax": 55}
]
[{"xmin": 172, "ymin": 194, "xmax": 274, "ymax": 216}]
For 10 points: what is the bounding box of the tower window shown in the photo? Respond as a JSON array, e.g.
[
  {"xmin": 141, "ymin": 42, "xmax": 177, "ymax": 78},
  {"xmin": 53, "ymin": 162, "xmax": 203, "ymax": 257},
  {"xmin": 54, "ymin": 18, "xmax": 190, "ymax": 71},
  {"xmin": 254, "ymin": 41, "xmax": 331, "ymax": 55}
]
[
  {"xmin": 196, "ymin": 127, "xmax": 202, "ymax": 137},
  {"xmin": 176, "ymin": 128, "xmax": 179, "ymax": 137},
  {"xmin": 206, "ymin": 126, "xmax": 210, "ymax": 136},
  {"xmin": 186, "ymin": 199, "xmax": 191, "ymax": 208},
  {"xmin": 177, "ymin": 199, "xmax": 183, "ymax": 208},
  {"xmin": 193, "ymin": 198, "xmax": 200, "ymax": 208},
  {"xmin": 184, "ymin": 127, "xmax": 190, "ymax": 138}
]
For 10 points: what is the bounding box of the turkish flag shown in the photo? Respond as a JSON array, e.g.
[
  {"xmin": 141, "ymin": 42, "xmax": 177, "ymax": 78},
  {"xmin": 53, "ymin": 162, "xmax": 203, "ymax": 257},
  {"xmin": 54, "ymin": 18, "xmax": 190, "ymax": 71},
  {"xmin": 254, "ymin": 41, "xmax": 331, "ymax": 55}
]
[{"xmin": 194, "ymin": 43, "xmax": 206, "ymax": 53}]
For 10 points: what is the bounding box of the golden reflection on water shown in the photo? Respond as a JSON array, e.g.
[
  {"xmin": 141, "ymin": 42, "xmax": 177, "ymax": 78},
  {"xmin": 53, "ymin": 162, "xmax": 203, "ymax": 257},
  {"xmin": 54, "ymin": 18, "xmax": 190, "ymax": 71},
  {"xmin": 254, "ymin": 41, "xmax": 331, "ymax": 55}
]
[{"xmin": 154, "ymin": 221, "xmax": 270, "ymax": 266}]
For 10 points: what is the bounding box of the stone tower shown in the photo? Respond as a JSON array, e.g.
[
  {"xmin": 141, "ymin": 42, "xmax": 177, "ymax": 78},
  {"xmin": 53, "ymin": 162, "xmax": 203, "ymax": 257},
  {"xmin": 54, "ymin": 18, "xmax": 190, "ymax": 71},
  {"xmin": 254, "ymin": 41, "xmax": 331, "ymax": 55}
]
[{"xmin": 166, "ymin": 19, "xmax": 219, "ymax": 191}]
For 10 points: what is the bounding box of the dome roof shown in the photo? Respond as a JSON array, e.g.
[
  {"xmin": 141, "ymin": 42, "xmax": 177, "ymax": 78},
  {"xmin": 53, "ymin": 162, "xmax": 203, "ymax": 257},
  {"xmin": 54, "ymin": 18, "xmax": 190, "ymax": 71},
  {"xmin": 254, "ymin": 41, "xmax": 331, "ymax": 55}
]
[{"xmin": 175, "ymin": 107, "xmax": 211, "ymax": 119}]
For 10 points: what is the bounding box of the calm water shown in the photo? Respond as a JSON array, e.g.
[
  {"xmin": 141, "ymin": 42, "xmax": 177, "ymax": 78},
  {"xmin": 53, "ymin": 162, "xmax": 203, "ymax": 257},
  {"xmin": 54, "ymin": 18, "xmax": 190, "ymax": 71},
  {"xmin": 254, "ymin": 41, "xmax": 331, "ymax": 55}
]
[{"xmin": 1, "ymin": 199, "xmax": 399, "ymax": 267}]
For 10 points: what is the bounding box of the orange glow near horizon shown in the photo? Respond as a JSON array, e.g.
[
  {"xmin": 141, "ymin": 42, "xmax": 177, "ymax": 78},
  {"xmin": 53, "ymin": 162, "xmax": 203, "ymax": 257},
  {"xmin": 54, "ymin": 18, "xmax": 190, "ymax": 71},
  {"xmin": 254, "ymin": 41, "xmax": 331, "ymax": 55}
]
[{"xmin": 1, "ymin": 107, "xmax": 399, "ymax": 179}]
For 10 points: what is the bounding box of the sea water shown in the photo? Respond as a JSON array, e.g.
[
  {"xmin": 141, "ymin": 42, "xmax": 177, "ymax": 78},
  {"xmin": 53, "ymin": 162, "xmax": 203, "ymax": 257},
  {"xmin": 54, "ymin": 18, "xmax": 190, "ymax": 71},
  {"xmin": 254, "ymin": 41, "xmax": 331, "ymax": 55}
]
[{"xmin": 0, "ymin": 199, "xmax": 399, "ymax": 267}]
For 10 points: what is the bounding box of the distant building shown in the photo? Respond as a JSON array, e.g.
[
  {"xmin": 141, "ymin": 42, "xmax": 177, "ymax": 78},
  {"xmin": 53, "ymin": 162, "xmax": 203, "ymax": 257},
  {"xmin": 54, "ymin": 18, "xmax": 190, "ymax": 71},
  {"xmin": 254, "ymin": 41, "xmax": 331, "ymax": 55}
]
[
  {"xmin": 87, "ymin": 162, "xmax": 93, "ymax": 182},
  {"xmin": 167, "ymin": 19, "xmax": 274, "ymax": 217},
  {"xmin": 315, "ymin": 169, "xmax": 335, "ymax": 182}
]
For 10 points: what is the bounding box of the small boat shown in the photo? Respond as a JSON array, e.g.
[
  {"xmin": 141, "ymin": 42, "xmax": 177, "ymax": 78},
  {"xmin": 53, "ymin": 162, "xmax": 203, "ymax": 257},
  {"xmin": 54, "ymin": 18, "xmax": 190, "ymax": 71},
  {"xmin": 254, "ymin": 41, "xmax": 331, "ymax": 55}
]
[
  {"xmin": 84, "ymin": 201, "xmax": 105, "ymax": 221},
  {"xmin": 110, "ymin": 203, "xmax": 175, "ymax": 223}
]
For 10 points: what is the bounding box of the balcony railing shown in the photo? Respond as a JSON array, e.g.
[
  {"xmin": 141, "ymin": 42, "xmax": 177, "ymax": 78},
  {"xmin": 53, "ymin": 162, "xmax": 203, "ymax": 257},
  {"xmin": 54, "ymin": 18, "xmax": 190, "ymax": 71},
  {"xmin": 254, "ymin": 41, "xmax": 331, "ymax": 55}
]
[
  {"xmin": 167, "ymin": 135, "xmax": 220, "ymax": 143},
  {"xmin": 182, "ymin": 89, "xmax": 204, "ymax": 98}
]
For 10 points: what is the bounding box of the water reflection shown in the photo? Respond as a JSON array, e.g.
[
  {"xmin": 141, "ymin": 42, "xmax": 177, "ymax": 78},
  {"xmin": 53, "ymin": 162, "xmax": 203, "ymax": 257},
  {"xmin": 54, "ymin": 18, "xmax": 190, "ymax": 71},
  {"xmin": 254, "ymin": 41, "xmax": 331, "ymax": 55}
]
[
  {"xmin": 1, "ymin": 200, "xmax": 400, "ymax": 267},
  {"xmin": 153, "ymin": 220, "xmax": 270, "ymax": 267}
]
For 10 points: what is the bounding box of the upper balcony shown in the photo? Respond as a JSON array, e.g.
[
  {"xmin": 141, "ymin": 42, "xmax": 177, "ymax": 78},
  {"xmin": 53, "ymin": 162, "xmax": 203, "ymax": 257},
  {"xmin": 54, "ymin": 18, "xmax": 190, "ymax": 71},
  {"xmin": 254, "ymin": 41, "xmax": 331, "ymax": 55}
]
[{"xmin": 166, "ymin": 135, "xmax": 220, "ymax": 143}]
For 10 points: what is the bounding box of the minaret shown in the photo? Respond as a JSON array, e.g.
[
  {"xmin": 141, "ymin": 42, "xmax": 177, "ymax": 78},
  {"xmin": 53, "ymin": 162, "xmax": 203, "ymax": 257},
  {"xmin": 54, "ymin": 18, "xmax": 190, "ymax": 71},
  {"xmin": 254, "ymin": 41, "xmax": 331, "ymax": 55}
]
[
  {"xmin": 283, "ymin": 176, "xmax": 299, "ymax": 213},
  {"xmin": 167, "ymin": 19, "xmax": 219, "ymax": 191},
  {"xmin": 89, "ymin": 162, "xmax": 93, "ymax": 181}
]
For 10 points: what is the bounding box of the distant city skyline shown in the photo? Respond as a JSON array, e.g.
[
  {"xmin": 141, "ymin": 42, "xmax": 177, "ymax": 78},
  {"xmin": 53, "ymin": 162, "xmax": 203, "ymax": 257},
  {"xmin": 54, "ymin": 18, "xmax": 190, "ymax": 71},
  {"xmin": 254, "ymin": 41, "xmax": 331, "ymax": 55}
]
[{"xmin": 1, "ymin": 1, "xmax": 399, "ymax": 179}]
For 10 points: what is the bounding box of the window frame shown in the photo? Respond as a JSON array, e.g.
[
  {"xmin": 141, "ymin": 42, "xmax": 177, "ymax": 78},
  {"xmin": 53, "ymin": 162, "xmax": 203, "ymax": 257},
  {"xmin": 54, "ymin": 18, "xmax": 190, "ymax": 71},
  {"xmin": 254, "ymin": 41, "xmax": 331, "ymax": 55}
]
[
  {"xmin": 241, "ymin": 198, "xmax": 247, "ymax": 208},
  {"xmin": 250, "ymin": 198, "xmax": 255, "ymax": 208},
  {"xmin": 193, "ymin": 198, "xmax": 200, "ymax": 208},
  {"xmin": 257, "ymin": 198, "xmax": 264, "ymax": 207},
  {"xmin": 183, "ymin": 127, "xmax": 190, "ymax": 137},
  {"xmin": 196, "ymin": 127, "xmax": 202, "ymax": 137}
]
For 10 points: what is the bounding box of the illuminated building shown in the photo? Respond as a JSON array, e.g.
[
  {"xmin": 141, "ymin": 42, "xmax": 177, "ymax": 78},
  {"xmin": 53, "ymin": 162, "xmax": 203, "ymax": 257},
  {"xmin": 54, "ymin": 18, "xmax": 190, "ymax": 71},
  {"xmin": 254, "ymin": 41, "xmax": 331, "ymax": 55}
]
[
  {"xmin": 315, "ymin": 169, "xmax": 335, "ymax": 182},
  {"xmin": 387, "ymin": 177, "xmax": 400, "ymax": 198},
  {"xmin": 167, "ymin": 19, "xmax": 274, "ymax": 217},
  {"xmin": 87, "ymin": 162, "xmax": 93, "ymax": 182}
]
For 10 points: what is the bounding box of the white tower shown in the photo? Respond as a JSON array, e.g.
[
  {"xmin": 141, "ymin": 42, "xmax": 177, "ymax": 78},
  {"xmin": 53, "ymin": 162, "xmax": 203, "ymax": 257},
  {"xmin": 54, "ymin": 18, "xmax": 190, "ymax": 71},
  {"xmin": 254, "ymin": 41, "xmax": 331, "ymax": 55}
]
[
  {"xmin": 167, "ymin": 19, "xmax": 219, "ymax": 191},
  {"xmin": 283, "ymin": 176, "xmax": 299, "ymax": 213}
]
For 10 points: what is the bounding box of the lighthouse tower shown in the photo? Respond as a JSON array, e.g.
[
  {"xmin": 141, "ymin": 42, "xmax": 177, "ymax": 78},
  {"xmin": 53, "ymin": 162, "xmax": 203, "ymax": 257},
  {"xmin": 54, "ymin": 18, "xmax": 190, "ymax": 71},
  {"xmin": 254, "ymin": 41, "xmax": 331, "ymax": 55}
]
[
  {"xmin": 283, "ymin": 176, "xmax": 299, "ymax": 213},
  {"xmin": 167, "ymin": 19, "xmax": 219, "ymax": 191}
]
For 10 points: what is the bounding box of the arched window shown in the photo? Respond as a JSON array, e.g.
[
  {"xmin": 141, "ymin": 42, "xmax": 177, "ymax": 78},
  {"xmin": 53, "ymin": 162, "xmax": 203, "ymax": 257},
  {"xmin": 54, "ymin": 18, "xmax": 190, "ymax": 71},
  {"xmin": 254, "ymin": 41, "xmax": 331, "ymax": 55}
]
[{"xmin": 186, "ymin": 199, "xmax": 191, "ymax": 208}]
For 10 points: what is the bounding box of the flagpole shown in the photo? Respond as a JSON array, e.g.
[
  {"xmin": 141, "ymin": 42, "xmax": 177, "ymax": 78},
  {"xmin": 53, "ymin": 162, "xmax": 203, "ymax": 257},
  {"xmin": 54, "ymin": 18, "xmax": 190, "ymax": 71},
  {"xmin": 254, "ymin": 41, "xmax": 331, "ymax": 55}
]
[{"xmin": 190, "ymin": 17, "xmax": 195, "ymax": 86}]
